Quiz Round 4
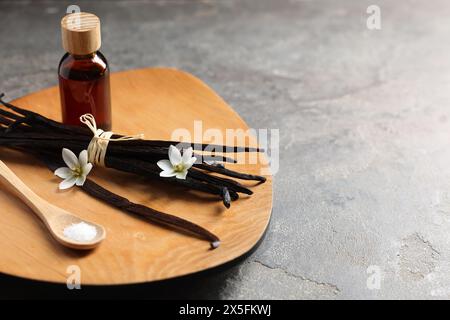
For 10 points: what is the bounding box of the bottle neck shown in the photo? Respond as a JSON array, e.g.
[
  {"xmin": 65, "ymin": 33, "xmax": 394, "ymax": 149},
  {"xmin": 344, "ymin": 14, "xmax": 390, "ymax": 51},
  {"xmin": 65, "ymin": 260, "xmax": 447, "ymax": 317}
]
[{"xmin": 70, "ymin": 52, "xmax": 96, "ymax": 60}]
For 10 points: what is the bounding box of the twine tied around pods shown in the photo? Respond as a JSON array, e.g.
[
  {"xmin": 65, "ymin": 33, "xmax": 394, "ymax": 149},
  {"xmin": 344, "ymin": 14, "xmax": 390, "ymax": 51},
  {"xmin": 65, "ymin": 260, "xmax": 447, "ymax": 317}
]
[{"xmin": 80, "ymin": 114, "xmax": 144, "ymax": 166}]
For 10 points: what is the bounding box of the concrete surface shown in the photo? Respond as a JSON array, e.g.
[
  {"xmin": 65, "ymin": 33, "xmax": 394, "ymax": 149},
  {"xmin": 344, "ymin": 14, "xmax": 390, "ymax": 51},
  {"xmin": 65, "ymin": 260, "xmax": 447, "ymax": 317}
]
[{"xmin": 2, "ymin": 0, "xmax": 450, "ymax": 299}]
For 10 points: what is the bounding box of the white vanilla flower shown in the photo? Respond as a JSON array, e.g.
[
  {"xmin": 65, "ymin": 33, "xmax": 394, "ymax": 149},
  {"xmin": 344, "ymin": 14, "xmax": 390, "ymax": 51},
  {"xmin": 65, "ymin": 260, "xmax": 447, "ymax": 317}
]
[
  {"xmin": 157, "ymin": 145, "xmax": 197, "ymax": 180},
  {"xmin": 54, "ymin": 148, "xmax": 93, "ymax": 190}
]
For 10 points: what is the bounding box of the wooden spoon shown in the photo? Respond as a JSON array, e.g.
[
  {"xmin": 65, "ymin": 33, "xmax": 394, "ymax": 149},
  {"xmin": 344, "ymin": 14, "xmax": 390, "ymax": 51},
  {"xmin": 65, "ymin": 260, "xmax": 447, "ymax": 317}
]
[{"xmin": 0, "ymin": 160, "xmax": 106, "ymax": 250}]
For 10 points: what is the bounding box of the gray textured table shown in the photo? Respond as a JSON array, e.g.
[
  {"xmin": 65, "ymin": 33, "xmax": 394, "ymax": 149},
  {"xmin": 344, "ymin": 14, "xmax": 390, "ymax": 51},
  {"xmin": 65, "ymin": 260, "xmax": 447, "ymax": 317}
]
[{"xmin": 1, "ymin": 0, "xmax": 450, "ymax": 299}]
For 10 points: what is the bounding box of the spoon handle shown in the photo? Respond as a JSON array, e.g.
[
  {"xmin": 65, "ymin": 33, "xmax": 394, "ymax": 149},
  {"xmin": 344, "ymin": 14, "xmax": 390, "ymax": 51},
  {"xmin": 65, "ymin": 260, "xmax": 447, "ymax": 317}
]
[{"xmin": 0, "ymin": 160, "xmax": 52, "ymax": 222}]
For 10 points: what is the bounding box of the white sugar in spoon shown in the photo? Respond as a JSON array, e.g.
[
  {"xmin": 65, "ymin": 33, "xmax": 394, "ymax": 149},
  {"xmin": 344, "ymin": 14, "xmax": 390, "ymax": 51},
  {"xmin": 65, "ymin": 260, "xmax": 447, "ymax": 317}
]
[{"xmin": 0, "ymin": 160, "xmax": 106, "ymax": 250}]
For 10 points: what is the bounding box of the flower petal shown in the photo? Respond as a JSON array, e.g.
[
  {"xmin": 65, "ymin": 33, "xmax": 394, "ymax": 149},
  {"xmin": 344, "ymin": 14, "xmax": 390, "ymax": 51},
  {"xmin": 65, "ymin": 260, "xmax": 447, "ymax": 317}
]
[
  {"xmin": 184, "ymin": 156, "xmax": 197, "ymax": 170},
  {"xmin": 83, "ymin": 163, "xmax": 93, "ymax": 176},
  {"xmin": 157, "ymin": 159, "xmax": 173, "ymax": 171},
  {"xmin": 182, "ymin": 147, "xmax": 193, "ymax": 163},
  {"xmin": 79, "ymin": 150, "xmax": 89, "ymax": 167},
  {"xmin": 75, "ymin": 175, "xmax": 87, "ymax": 186},
  {"xmin": 160, "ymin": 170, "xmax": 177, "ymax": 177},
  {"xmin": 175, "ymin": 170, "xmax": 188, "ymax": 180},
  {"xmin": 168, "ymin": 145, "xmax": 182, "ymax": 165},
  {"xmin": 62, "ymin": 148, "xmax": 79, "ymax": 170},
  {"xmin": 59, "ymin": 176, "xmax": 77, "ymax": 190},
  {"xmin": 54, "ymin": 167, "xmax": 73, "ymax": 179}
]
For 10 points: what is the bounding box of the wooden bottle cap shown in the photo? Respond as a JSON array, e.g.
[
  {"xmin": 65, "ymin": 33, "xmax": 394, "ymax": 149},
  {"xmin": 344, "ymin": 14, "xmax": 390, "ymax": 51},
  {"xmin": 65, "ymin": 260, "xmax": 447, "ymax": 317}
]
[{"xmin": 61, "ymin": 12, "xmax": 101, "ymax": 55}]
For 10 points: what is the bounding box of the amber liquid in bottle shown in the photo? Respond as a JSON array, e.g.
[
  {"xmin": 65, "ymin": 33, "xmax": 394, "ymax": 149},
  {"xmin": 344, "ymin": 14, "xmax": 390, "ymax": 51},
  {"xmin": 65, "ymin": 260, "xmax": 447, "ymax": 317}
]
[{"xmin": 58, "ymin": 51, "xmax": 112, "ymax": 130}]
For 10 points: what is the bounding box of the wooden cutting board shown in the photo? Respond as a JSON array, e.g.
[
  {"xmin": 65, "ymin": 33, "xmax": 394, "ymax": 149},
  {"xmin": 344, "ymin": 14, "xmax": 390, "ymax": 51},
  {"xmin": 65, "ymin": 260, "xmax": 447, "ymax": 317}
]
[{"xmin": 0, "ymin": 68, "xmax": 272, "ymax": 285}]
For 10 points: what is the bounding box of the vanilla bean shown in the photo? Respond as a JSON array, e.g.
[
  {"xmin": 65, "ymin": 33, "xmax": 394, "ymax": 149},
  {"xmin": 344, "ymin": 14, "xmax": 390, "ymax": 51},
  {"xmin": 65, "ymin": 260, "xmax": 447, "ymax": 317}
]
[
  {"xmin": 0, "ymin": 108, "xmax": 22, "ymax": 121},
  {"xmin": 108, "ymin": 140, "xmax": 262, "ymax": 153},
  {"xmin": 0, "ymin": 95, "xmax": 266, "ymax": 208},
  {"xmin": 106, "ymin": 147, "xmax": 238, "ymax": 164},
  {"xmin": 0, "ymin": 95, "xmax": 262, "ymax": 153},
  {"xmin": 0, "ymin": 135, "xmax": 240, "ymax": 205},
  {"xmin": 32, "ymin": 151, "xmax": 221, "ymax": 249},
  {"xmin": 104, "ymin": 155, "xmax": 233, "ymax": 206},
  {"xmin": 0, "ymin": 117, "xmax": 13, "ymax": 127},
  {"xmin": 222, "ymin": 187, "xmax": 231, "ymax": 209},
  {"xmin": 81, "ymin": 179, "xmax": 221, "ymax": 249},
  {"xmin": 0, "ymin": 94, "xmax": 90, "ymax": 136},
  {"xmin": 189, "ymin": 168, "xmax": 253, "ymax": 195},
  {"xmin": 195, "ymin": 163, "xmax": 267, "ymax": 182}
]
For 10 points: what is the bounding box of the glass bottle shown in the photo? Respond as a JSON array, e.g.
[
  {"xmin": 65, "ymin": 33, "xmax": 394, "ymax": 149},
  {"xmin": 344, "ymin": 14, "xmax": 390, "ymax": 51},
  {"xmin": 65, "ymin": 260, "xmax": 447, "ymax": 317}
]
[{"xmin": 58, "ymin": 12, "xmax": 112, "ymax": 130}]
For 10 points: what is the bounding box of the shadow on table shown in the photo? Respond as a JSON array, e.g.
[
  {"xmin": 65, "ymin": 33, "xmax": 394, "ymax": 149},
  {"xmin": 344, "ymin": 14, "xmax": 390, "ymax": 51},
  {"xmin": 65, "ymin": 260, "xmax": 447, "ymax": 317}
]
[{"xmin": 0, "ymin": 263, "xmax": 239, "ymax": 299}]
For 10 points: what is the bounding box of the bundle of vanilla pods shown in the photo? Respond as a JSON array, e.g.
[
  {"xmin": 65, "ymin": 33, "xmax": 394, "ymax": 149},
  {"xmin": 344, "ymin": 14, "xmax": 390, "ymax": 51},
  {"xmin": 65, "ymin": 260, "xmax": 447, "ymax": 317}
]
[{"xmin": 0, "ymin": 94, "xmax": 266, "ymax": 248}]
